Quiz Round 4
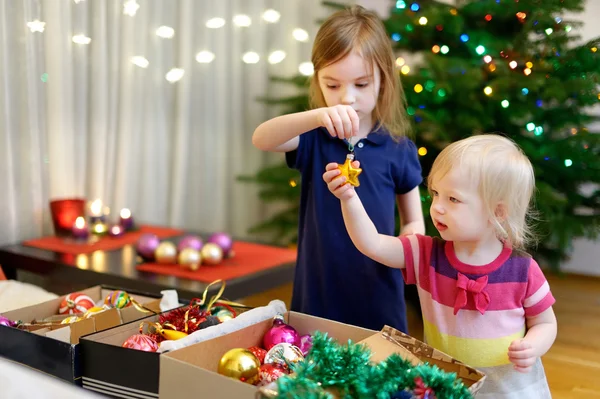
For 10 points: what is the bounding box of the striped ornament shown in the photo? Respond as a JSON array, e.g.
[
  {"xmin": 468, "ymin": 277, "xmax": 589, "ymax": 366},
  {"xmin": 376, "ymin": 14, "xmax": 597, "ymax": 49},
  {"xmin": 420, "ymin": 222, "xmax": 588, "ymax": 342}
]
[{"xmin": 59, "ymin": 292, "xmax": 96, "ymax": 315}]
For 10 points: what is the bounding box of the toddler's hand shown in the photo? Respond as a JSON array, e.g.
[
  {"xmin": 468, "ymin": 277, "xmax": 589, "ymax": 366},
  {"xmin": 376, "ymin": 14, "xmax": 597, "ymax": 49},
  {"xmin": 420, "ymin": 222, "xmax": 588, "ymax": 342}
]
[
  {"xmin": 317, "ymin": 105, "xmax": 359, "ymax": 140},
  {"xmin": 508, "ymin": 339, "xmax": 537, "ymax": 373},
  {"xmin": 323, "ymin": 161, "xmax": 360, "ymax": 201}
]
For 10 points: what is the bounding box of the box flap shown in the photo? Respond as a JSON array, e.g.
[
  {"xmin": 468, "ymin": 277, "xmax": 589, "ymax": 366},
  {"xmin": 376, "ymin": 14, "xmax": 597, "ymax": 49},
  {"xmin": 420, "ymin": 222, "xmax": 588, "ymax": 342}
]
[{"xmin": 357, "ymin": 331, "xmax": 421, "ymax": 365}]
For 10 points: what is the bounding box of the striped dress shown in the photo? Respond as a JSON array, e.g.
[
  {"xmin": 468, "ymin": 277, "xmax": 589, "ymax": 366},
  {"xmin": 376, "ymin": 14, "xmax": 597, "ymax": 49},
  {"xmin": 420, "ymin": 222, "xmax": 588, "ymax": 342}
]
[{"xmin": 399, "ymin": 234, "xmax": 555, "ymax": 398}]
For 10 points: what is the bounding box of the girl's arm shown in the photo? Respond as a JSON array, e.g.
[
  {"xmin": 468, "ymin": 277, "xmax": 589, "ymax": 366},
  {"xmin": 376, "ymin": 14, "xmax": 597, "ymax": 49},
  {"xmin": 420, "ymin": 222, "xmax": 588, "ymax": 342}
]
[
  {"xmin": 252, "ymin": 106, "xmax": 359, "ymax": 153},
  {"xmin": 323, "ymin": 163, "xmax": 406, "ymax": 269},
  {"xmin": 508, "ymin": 307, "xmax": 557, "ymax": 373},
  {"xmin": 396, "ymin": 186, "xmax": 425, "ymax": 236}
]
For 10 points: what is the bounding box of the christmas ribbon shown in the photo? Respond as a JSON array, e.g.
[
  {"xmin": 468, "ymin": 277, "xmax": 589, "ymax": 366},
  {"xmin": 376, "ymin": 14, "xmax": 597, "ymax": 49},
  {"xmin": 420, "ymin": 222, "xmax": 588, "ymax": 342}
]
[{"xmin": 453, "ymin": 272, "xmax": 490, "ymax": 315}]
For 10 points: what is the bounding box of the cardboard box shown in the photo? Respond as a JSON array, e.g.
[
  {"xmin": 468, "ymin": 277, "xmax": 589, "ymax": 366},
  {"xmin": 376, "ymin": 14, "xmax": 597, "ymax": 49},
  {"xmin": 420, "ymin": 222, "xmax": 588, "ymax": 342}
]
[
  {"xmin": 0, "ymin": 285, "xmax": 161, "ymax": 384},
  {"xmin": 158, "ymin": 312, "xmax": 376, "ymax": 399},
  {"xmin": 259, "ymin": 325, "xmax": 486, "ymax": 398},
  {"xmin": 79, "ymin": 305, "xmax": 269, "ymax": 399}
]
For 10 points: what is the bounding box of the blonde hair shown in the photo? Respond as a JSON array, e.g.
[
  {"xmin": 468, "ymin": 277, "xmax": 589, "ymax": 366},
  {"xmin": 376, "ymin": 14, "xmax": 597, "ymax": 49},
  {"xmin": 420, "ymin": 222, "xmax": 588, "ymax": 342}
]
[
  {"xmin": 309, "ymin": 5, "xmax": 410, "ymax": 138},
  {"xmin": 427, "ymin": 134, "xmax": 537, "ymax": 249}
]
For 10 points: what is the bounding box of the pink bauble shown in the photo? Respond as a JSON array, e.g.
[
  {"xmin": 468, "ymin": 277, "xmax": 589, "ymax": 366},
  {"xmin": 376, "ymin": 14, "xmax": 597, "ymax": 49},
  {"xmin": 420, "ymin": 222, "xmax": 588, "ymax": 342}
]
[
  {"xmin": 298, "ymin": 334, "xmax": 313, "ymax": 356},
  {"xmin": 136, "ymin": 233, "xmax": 160, "ymax": 260},
  {"xmin": 262, "ymin": 315, "xmax": 300, "ymax": 351},
  {"xmin": 207, "ymin": 232, "xmax": 233, "ymax": 256},
  {"xmin": 122, "ymin": 334, "xmax": 159, "ymax": 352},
  {"xmin": 177, "ymin": 235, "xmax": 204, "ymax": 252}
]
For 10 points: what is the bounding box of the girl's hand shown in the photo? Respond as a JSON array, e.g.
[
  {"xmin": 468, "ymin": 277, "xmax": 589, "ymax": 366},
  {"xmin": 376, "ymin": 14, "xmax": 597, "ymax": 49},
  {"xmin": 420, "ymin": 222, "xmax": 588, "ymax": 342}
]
[
  {"xmin": 508, "ymin": 339, "xmax": 537, "ymax": 373},
  {"xmin": 323, "ymin": 161, "xmax": 360, "ymax": 201},
  {"xmin": 317, "ymin": 105, "xmax": 359, "ymax": 140}
]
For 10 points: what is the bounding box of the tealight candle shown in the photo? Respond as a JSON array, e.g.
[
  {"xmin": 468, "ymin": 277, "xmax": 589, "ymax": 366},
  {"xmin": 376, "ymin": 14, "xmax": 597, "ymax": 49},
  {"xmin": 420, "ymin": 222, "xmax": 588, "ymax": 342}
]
[
  {"xmin": 119, "ymin": 208, "xmax": 134, "ymax": 231},
  {"xmin": 108, "ymin": 224, "xmax": 124, "ymax": 237},
  {"xmin": 72, "ymin": 217, "xmax": 89, "ymax": 240}
]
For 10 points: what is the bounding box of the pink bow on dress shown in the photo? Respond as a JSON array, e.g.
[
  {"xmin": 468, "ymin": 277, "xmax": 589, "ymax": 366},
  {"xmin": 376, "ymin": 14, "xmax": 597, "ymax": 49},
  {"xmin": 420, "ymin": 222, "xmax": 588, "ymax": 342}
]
[{"xmin": 453, "ymin": 272, "xmax": 490, "ymax": 315}]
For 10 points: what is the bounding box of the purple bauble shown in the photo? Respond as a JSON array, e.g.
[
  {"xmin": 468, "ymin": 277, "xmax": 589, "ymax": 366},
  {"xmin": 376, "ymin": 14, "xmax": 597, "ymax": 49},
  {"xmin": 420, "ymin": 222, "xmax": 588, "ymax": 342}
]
[
  {"xmin": 177, "ymin": 235, "xmax": 204, "ymax": 253},
  {"xmin": 136, "ymin": 233, "xmax": 161, "ymax": 260},
  {"xmin": 298, "ymin": 334, "xmax": 313, "ymax": 356},
  {"xmin": 263, "ymin": 315, "xmax": 300, "ymax": 351},
  {"xmin": 207, "ymin": 232, "xmax": 233, "ymax": 257},
  {"xmin": 0, "ymin": 316, "xmax": 16, "ymax": 328}
]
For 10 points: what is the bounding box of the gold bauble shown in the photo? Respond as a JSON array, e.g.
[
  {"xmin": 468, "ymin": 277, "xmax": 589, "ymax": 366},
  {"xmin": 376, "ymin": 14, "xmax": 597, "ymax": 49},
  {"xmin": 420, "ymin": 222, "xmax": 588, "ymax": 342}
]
[
  {"xmin": 217, "ymin": 348, "xmax": 260, "ymax": 384},
  {"xmin": 200, "ymin": 243, "xmax": 223, "ymax": 265},
  {"xmin": 155, "ymin": 241, "xmax": 177, "ymax": 264},
  {"xmin": 178, "ymin": 248, "xmax": 202, "ymax": 271}
]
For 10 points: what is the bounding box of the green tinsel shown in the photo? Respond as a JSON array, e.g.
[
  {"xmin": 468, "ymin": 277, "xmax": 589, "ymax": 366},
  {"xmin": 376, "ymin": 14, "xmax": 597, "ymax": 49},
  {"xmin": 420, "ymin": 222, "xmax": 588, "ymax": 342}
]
[{"xmin": 275, "ymin": 332, "xmax": 472, "ymax": 399}]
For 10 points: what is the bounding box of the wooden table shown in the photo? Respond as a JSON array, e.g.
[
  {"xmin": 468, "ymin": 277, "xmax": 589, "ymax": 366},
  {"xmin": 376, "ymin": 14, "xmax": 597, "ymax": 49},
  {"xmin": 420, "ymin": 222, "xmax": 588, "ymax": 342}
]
[{"xmin": 0, "ymin": 235, "xmax": 295, "ymax": 301}]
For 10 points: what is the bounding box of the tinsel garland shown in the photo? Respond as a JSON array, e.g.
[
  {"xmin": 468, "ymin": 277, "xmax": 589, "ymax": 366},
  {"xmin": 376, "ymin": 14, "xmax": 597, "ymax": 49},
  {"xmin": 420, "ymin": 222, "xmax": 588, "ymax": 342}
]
[{"xmin": 275, "ymin": 332, "xmax": 472, "ymax": 399}]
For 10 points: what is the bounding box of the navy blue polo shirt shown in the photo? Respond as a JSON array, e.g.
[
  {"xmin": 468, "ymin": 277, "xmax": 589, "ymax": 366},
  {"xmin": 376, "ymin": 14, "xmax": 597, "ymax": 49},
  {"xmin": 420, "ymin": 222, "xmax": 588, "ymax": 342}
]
[{"xmin": 286, "ymin": 126, "xmax": 422, "ymax": 332}]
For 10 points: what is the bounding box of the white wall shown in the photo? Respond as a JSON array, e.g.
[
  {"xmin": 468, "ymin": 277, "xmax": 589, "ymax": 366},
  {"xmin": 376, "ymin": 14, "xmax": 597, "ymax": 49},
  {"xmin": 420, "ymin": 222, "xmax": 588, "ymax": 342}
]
[{"xmin": 359, "ymin": 0, "xmax": 600, "ymax": 275}]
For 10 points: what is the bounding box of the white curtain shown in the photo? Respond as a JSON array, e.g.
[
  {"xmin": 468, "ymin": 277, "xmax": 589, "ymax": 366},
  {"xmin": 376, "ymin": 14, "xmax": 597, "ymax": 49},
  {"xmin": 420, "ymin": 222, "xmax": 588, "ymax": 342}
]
[{"xmin": 0, "ymin": 0, "xmax": 332, "ymax": 246}]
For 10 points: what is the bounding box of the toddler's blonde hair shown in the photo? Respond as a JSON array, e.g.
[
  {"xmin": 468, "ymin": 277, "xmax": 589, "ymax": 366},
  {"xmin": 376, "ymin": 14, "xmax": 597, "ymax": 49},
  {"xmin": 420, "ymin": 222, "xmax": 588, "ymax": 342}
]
[
  {"xmin": 427, "ymin": 134, "xmax": 537, "ymax": 249},
  {"xmin": 309, "ymin": 5, "xmax": 410, "ymax": 138}
]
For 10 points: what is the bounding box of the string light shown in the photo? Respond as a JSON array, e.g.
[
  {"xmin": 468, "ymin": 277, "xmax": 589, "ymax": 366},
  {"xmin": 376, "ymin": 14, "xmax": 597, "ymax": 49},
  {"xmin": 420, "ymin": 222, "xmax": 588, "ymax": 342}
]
[
  {"xmin": 565, "ymin": 25, "xmax": 572, "ymax": 32},
  {"xmin": 165, "ymin": 68, "xmax": 184, "ymax": 82},
  {"xmin": 526, "ymin": 123, "xmax": 535, "ymax": 132},
  {"xmin": 123, "ymin": 0, "xmax": 139, "ymax": 16},
  {"xmin": 483, "ymin": 55, "xmax": 492, "ymax": 63},
  {"xmin": 414, "ymin": 84, "xmax": 423, "ymax": 93},
  {"xmin": 534, "ymin": 126, "xmax": 544, "ymax": 135},
  {"xmin": 564, "ymin": 159, "xmax": 573, "ymax": 167},
  {"xmin": 524, "ymin": 68, "xmax": 532, "ymax": 76},
  {"xmin": 262, "ymin": 9, "xmax": 280, "ymax": 23},
  {"xmin": 450, "ymin": 9, "xmax": 458, "ymax": 15},
  {"xmin": 27, "ymin": 20, "xmax": 45, "ymax": 33},
  {"xmin": 392, "ymin": 33, "xmax": 402, "ymax": 42},
  {"xmin": 395, "ymin": 57, "xmax": 406, "ymax": 67},
  {"xmin": 206, "ymin": 18, "xmax": 225, "ymax": 29},
  {"xmin": 396, "ymin": 1, "xmax": 407, "ymax": 9},
  {"xmin": 432, "ymin": 45, "xmax": 440, "ymax": 53},
  {"xmin": 489, "ymin": 64, "xmax": 496, "ymax": 72},
  {"xmin": 483, "ymin": 86, "xmax": 493, "ymax": 95},
  {"xmin": 410, "ymin": 3, "xmax": 420, "ymax": 12},
  {"xmin": 401, "ymin": 65, "xmax": 410, "ymax": 75},
  {"xmin": 522, "ymin": 88, "xmax": 529, "ymax": 95},
  {"xmin": 571, "ymin": 128, "xmax": 578, "ymax": 135},
  {"xmin": 501, "ymin": 100, "xmax": 510, "ymax": 108},
  {"xmin": 268, "ymin": 50, "xmax": 286, "ymax": 64},
  {"xmin": 131, "ymin": 56, "xmax": 149, "ymax": 68},
  {"xmin": 298, "ymin": 62, "xmax": 314, "ymax": 76},
  {"xmin": 509, "ymin": 61, "xmax": 517, "ymax": 69},
  {"xmin": 476, "ymin": 45, "xmax": 486, "ymax": 55},
  {"xmin": 419, "ymin": 17, "xmax": 428, "ymax": 25},
  {"xmin": 242, "ymin": 52, "xmax": 260, "ymax": 64},
  {"xmin": 72, "ymin": 34, "xmax": 91, "ymax": 44},
  {"xmin": 289, "ymin": 179, "xmax": 297, "ymax": 188},
  {"xmin": 545, "ymin": 28, "xmax": 553, "ymax": 35},
  {"xmin": 292, "ymin": 28, "xmax": 309, "ymax": 42},
  {"xmin": 407, "ymin": 107, "xmax": 415, "ymax": 115},
  {"xmin": 195, "ymin": 51, "xmax": 215, "ymax": 63},
  {"xmin": 591, "ymin": 47, "xmax": 598, "ymax": 53},
  {"xmin": 156, "ymin": 26, "xmax": 175, "ymax": 38},
  {"xmin": 485, "ymin": 14, "xmax": 492, "ymax": 22},
  {"xmin": 437, "ymin": 88, "xmax": 446, "ymax": 97},
  {"xmin": 460, "ymin": 34, "xmax": 469, "ymax": 42},
  {"xmin": 233, "ymin": 15, "xmax": 251, "ymax": 27},
  {"xmin": 418, "ymin": 147, "xmax": 427, "ymax": 156},
  {"xmin": 440, "ymin": 45, "xmax": 449, "ymax": 54},
  {"xmin": 526, "ymin": 61, "xmax": 533, "ymax": 68},
  {"xmin": 516, "ymin": 12, "xmax": 527, "ymax": 20}
]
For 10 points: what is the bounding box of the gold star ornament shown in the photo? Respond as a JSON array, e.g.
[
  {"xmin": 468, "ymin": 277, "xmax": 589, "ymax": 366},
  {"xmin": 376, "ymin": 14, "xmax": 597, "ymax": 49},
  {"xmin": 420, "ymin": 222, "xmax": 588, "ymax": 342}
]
[{"xmin": 338, "ymin": 154, "xmax": 362, "ymax": 187}]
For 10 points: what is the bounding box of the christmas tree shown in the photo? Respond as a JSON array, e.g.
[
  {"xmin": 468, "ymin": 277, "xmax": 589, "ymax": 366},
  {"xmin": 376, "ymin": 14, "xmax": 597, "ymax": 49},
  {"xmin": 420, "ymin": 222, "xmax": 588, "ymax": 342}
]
[{"xmin": 241, "ymin": 0, "xmax": 600, "ymax": 270}]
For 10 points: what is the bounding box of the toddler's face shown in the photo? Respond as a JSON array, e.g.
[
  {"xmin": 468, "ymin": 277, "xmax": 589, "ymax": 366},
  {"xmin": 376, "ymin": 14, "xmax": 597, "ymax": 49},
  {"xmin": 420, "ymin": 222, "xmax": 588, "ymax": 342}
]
[{"xmin": 317, "ymin": 51, "xmax": 380, "ymax": 126}]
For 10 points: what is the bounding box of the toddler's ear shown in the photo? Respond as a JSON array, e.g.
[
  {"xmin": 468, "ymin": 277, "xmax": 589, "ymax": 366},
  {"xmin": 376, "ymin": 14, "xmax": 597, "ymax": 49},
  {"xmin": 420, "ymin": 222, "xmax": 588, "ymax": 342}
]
[{"xmin": 494, "ymin": 202, "xmax": 507, "ymax": 221}]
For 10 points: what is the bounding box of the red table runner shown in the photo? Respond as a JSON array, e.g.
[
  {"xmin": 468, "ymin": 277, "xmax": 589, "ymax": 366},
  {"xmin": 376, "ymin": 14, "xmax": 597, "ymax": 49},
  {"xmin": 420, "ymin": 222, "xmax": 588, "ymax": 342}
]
[
  {"xmin": 23, "ymin": 225, "xmax": 184, "ymax": 255},
  {"xmin": 136, "ymin": 241, "xmax": 296, "ymax": 283}
]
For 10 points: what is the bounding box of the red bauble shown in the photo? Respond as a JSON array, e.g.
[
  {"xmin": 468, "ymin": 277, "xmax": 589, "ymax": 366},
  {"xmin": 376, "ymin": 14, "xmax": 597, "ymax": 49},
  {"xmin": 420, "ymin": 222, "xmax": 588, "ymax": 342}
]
[
  {"xmin": 122, "ymin": 334, "xmax": 159, "ymax": 352},
  {"xmin": 58, "ymin": 292, "xmax": 95, "ymax": 315},
  {"xmin": 248, "ymin": 346, "xmax": 268, "ymax": 364},
  {"xmin": 158, "ymin": 305, "xmax": 211, "ymax": 336},
  {"xmin": 257, "ymin": 363, "xmax": 288, "ymax": 387}
]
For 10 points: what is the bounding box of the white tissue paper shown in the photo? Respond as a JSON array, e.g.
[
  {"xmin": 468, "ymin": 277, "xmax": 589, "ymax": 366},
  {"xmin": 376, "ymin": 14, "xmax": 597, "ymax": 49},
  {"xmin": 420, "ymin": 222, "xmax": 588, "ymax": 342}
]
[
  {"xmin": 157, "ymin": 299, "xmax": 287, "ymax": 353},
  {"xmin": 159, "ymin": 290, "xmax": 181, "ymax": 312}
]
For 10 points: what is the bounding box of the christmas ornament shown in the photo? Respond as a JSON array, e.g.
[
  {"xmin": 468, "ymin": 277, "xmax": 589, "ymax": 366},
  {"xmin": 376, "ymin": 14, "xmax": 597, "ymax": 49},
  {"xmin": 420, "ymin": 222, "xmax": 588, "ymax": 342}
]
[
  {"xmin": 142, "ymin": 321, "xmax": 189, "ymax": 341},
  {"xmin": 338, "ymin": 153, "xmax": 362, "ymax": 187},
  {"xmin": 155, "ymin": 241, "xmax": 177, "ymax": 264},
  {"xmin": 200, "ymin": 243, "xmax": 223, "ymax": 265},
  {"xmin": 263, "ymin": 315, "xmax": 300, "ymax": 351},
  {"xmin": 104, "ymin": 290, "xmax": 132, "ymax": 309},
  {"xmin": 177, "ymin": 235, "xmax": 204, "ymax": 252},
  {"xmin": 257, "ymin": 363, "xmax": 288, "ymax": 387},
  {"xmin": 61, "ymin": 316, "xmax": 81, "ymax": 324},
  {"xmin": 178, "ymin": 248, "xmax": 202, "ymax": 271},
  {"xmin": 0, "ymin": 316, "xmax": 16, "ymax": 327},
  {"xmin": 136, "ymin": 233, "xmax": 161, "ymax": 260},
  {"xmin": 83, "ymin": 306, "xmax": 108, "ymax": 318},
  {"xmin": 298, "ymin": 334, "xmax": 313, "ymax": 356},
  {"xmin": 213, "ymin": 308, "xmax": 234, "ymax": 322},
  {"xmin": 218, "ymin": 348, "xmax": 261, "ymax": 385},
  {"xmin": 122, "ymin": 334, "xmax": 159, "ymax": 352},
  {"xmin": 248, "ymin": 346, "xmax": 267, "ymax": 364},
  {"xmin": 264, "ymin": 342, "xmax": 305, "ymax": 370},
  {"xmin": 207, "ymin": 232, "xmax": 234, "ymax": 257},
  {"xmin": 58, "ymin": 292, "xmax": 95, "ymax": 315}
]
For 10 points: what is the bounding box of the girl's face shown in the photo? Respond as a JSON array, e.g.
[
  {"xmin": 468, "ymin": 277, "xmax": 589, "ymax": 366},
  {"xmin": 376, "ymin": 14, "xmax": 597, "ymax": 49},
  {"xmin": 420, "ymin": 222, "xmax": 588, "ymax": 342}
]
[
  {"xmin": 317, "ymin": 51, "xmax": 381, "ymax": 126},
  {"xmin": 429, "ymin": 166, "xmax": 495, "ymax": 243}
]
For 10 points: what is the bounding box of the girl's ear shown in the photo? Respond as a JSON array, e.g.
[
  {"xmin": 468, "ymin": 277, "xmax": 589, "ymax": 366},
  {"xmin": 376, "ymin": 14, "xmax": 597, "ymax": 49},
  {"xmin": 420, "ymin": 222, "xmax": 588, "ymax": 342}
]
[{"xmin": 494, "ymin": 202, "xmax": 508, "ymax": 221}]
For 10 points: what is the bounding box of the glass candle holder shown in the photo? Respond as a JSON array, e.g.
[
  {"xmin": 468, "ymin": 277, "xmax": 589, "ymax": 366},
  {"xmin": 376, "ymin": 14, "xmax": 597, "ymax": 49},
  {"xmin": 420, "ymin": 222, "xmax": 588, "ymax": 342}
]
[{"xmin": 50, "ymin": 198, "xmax": 86, "ymax": 238}]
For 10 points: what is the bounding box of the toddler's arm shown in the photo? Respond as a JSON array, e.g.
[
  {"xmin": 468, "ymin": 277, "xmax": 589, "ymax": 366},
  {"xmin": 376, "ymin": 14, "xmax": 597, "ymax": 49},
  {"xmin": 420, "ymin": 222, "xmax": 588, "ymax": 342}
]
[
  {"xmin": 508, "ymin": 307, "xmax": 557, "ymax": 373},
  {"xmin": 323, "ymin": 163, "xmax": 406, "ymax": 269}
]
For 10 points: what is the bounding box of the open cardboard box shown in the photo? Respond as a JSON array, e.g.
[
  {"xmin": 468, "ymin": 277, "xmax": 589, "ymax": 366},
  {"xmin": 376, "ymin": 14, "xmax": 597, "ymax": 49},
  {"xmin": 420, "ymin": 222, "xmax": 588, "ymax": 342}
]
[
  {"xmin": 158, "ymin": 311, "xmax": 376, "ymax": 399},
  {"xmin": 258, "ymin": 325, "xmax": 486, "ymax": 398},
  {"xmin": 0, "ymin": 285, "xmax": 161, "ymax": 384}
]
